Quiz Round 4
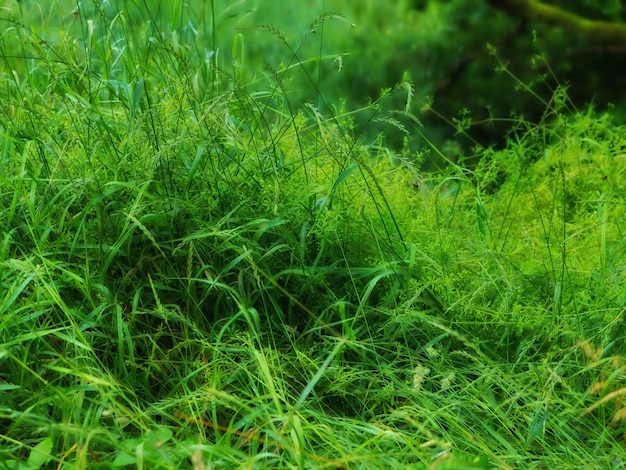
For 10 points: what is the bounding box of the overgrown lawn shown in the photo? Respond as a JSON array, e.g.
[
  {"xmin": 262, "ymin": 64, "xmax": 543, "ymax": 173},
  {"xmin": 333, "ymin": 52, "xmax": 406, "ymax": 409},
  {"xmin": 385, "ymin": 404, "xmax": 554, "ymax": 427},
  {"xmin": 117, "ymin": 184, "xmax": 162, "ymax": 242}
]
[{"xmin": 1, "ymin": 1, "xmax": 625, "ymax": 468}]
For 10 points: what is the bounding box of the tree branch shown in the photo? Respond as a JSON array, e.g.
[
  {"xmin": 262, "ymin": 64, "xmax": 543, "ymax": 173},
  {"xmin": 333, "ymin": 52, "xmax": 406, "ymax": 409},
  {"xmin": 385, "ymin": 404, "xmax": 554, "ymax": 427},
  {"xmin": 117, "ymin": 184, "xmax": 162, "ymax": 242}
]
[{"xmin": 487, "ymin": 0, "xmax": 626, "ymax": 42}]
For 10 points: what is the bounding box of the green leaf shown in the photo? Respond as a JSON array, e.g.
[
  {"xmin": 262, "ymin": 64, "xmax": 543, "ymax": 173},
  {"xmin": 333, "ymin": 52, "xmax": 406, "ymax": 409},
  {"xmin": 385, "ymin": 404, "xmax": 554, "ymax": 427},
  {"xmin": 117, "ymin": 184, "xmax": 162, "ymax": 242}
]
[{"xmin": 27, "ymin": 437, "xmax": 53, "ymax": 470}]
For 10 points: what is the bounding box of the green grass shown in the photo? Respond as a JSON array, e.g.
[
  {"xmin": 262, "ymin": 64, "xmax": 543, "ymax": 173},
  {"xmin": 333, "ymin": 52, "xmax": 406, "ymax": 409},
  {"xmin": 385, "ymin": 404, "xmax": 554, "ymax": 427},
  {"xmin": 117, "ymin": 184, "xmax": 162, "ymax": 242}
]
[{"xmin": 1, "ymin": 1, "xmax": 626, "ymax": 468}]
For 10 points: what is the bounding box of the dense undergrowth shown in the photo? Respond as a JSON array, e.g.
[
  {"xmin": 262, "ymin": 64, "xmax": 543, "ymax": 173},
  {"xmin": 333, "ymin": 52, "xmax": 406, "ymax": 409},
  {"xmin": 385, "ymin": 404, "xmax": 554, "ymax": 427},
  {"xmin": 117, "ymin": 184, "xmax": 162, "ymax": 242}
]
[{"xmin": 1, "ymin": 1, "xmax": 626, "ymax": 469}]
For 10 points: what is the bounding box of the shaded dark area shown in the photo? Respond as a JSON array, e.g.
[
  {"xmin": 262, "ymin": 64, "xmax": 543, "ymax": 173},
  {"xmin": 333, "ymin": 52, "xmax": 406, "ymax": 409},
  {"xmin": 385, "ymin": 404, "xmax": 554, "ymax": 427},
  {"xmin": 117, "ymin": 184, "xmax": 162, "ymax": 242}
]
[{"xmin": 328, "ymin": 0, "xmax": 626, "ymax": 166}]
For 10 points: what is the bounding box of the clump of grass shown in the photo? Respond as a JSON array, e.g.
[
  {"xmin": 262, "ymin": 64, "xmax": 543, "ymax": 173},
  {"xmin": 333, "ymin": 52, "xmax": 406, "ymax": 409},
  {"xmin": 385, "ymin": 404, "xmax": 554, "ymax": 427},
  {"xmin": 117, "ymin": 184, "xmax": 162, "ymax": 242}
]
[
  {"xmin": 2, "ymin": 1, "xmax": 626, "ymax": 469},
  {"xmin": 579, "ymin": 340, "xmax": 626, "ymax": 434}
]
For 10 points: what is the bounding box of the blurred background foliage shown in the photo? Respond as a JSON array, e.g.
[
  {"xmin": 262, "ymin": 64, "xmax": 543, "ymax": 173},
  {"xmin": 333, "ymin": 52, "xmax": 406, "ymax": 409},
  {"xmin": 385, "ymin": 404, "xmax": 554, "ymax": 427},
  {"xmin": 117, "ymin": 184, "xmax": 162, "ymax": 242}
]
[
  {"xmin": 230, "ymin": 0, "xmax": 626, "ymax": 163},
  {"xmin": 4, "ymin": 0, "xmax": 626, "ymax": 167}
]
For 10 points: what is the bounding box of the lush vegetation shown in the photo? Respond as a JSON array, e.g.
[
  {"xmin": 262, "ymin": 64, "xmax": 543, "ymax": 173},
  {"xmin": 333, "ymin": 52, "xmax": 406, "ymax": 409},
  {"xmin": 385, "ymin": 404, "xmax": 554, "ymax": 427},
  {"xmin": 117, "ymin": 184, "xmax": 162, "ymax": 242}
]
[{"xmin": 1, "ymin": 0, "xmax": 626, "ymax": 468}]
